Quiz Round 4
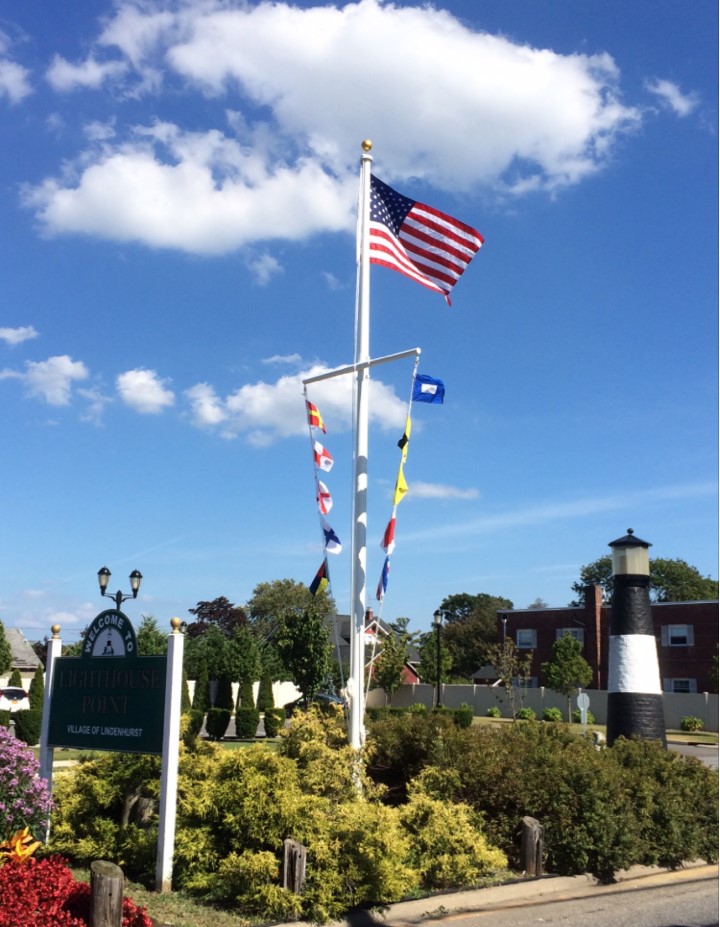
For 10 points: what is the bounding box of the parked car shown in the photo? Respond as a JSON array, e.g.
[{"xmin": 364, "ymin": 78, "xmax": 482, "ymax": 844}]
[{"xmin": 0, "ymin": 686, "xmax": 30, "ymax": 712}]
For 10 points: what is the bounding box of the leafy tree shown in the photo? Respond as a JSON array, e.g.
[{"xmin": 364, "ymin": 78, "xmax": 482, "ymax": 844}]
[
  {"xmin": 437, "ymin": 593, "xmax": 513, "ymax": 679},
  {"xmin": 276, "ymin": 603, "xmax": 331, "ymax": 701},
  {"xmin": 417, "ymin": 631, "xmax": 453, "ymax": 687},
  {"xmin": 527, "ymin": 597, "xmax": 548, "ymax": 609},
  {"xmin": 541, "ymin": 633, "xmax": 593, "ymax": 722},
  {"xmin": 485, "ymin": 639, "xmax": 533, "ymax": 719},
  {"xmin": 136, "ymin": 615, "xmax": 167, "ymax": 655},
  {"xmin": 570, "ymin": 555, "xmax": 719, "ymax": 605},
  {"xmin": 186, "ymin": 596, "xmax": 247, "ymax": 639},
  {"xmin": 0, "ymin": 622, "xmax": 12, "ymax": 676},
  {"xmin": 247, "ymin": 578, "xmax": 335, "ymax": 680},
  {"xmin": 28, "ymin": 664, "xmax": 44, "ymax": 711},
  {"xmin": 373, "ymin": 630, "xmax": 409, "ymax": 705}
]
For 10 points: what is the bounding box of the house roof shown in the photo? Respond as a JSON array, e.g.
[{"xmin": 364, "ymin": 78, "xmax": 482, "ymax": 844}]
[
  {"xmin": 326, "ymin": 612, "xmax": 421, "ymax": 665},
  {"xmin": 6, "ymin": 628, "xmax": 42, "ymax": 671}
]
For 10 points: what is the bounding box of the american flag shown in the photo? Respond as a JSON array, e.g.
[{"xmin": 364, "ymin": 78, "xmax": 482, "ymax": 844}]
[{"xmin": 369, "ymin": 175, "xmax": 483, "ymax": 305}]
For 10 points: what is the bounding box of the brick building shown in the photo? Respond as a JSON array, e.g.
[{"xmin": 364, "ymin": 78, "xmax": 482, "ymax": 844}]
[{"xmin": 494, "ymin": 586, "xmax": 718, "ymax": 694}]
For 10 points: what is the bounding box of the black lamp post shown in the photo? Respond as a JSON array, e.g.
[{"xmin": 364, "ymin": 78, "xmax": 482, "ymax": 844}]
[
  {"xmin": 98, "ymin": 566, "xmax": 143, "ymax": 611},
  {"xmin": 433, "ymin": 609, "xmax": 442, "ymax": 709},
  {"xmin": 606, "ymin": 530, "xmax": 666, "ymax": 747}
]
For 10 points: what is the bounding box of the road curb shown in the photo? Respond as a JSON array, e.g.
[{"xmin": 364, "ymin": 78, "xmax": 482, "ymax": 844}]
[{"xmin": 298, "ymin": 861, "xmax": 715, "ymax": 927}]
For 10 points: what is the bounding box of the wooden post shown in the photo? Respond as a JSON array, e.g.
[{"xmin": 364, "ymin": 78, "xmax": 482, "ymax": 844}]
[
  {"xmin": 90, "ymin": 860, "xmax": 124, "ymax": 927},
  {"xmin": 520, "ymin": 816, "xmax": 543, "ymax": 877},
  {"xmin": 282, "ymin": 839, "xmax": 307, "ymax": 893}
]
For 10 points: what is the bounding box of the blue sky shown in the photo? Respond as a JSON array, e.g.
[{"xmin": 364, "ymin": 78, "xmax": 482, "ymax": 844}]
[{"xmin": 0, "ymin": 0, "xmax": 716, "ymax": 644}]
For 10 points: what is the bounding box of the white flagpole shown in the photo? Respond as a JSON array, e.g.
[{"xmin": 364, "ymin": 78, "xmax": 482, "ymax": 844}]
[{"xmin": 348, "ymin": 140, "xmax": 373, "ymax": 751}]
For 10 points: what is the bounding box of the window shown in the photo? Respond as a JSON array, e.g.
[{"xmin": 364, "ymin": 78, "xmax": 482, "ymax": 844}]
[
  {"xmin": 661, "ymin": 625, "xmax": 694, "ymax": 647},
  {"xmin": 516, "ymin": 629, "xmax": 536, "ymax": 649},
  {"xmin": 556, "ymin": 627, "xmax": 584, "ymax": 644},
  {"xmin": 663, "ymin": 678, "xmax": 697, "ymax": 694}
]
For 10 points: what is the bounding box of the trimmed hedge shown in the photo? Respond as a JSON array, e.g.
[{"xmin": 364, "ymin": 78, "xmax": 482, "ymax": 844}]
[
  {"xmin": 205, "ymin": 708, "xmax": 231, "ymax": 741},
  {"xmin": 262, "ymin": 708, "xmax": 285, "ymax": 738},
  {"xmin": 13, "ymin": 709, "xmax": 42, "ymax": 746},
  {"xmin": 235, "ymin": 707, "xmax": 260, "ymax": 739}
]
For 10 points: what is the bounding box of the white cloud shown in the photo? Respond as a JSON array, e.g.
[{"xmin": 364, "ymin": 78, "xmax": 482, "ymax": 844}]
[
  {"xmin": 0, "ymin": 354, "xmax": 89, "ymax": 405},
  {"xmin": 77, "ymin": 386, "xmax": 113, "ymax": 425},
  {"xmin": 410, "ymin": 481, "xmax": 479, "ymax": 501},
  {"xmin": 0, "ymin": 58, "xmax": 32, "ymax": 103},
  {"xmin": 185, "ymin": 362, "xmax": 406, "ymax": 444},
  {"xmin": 246, "ymin": 251, "xmax": 283, "ymax": 285},
  {"xmin": 645, "ymin": 78, "xmax": 699, "ymax": 117},
  {"xmin": 46, "ymin": 54, "xmax": 128, "ymax": 92},
  {"xmin": 262, "ymin": 353, "xmax": 303, "ymax": 366},
  {"xmin": 25, "ymin": 0, "xmax": 642, "ymax": 253},
  {"xmin": 0, "ymin": 325, "xmax": 38, "ymax": 346},
  {"xmin": 116, "ymin": 368, "xmax": 175, "ymax": 413}
]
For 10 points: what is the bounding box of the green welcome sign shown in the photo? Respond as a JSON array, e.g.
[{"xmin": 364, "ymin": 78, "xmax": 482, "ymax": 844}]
[{"xmin": 48, "ymin": 610, "xmax": 166, "ymax": 755}]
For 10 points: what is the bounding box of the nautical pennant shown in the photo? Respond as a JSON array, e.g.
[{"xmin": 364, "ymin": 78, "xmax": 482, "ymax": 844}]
[
  {"xmin": 313, "ymin": 440, "xmax": 334, "ymax": 472},
  {"xmin": 310, "ymin": 559, "xmax": 329, "ymax": 596},
  {"xmin": 317, "ymin": 480, "xmax": 333, "ymax": 515},
  {"xmin": 306, "ymin": 400, "xmax": 326, "ymax": 433},
  {"xmin": 322, "ymin": 520, "xmax": 342, "ymax": 555},
  {"xmin": 376, "ymin": 556, "xmax": 390, "ymax": 601}
]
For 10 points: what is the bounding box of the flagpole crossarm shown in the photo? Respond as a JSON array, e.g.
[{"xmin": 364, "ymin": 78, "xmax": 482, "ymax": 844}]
[{"xmin": 302, "ymin": 347, "xmax": 422, "ymax": 387}]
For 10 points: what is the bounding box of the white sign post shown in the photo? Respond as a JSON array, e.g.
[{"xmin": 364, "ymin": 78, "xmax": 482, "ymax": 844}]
[
  {"xmin": 155, "ymin": 618, "xmax": 184, "ymax": 893},
  {"xmin": 576, "ymin": 691, "xmax": 590, "ymax": 734}
]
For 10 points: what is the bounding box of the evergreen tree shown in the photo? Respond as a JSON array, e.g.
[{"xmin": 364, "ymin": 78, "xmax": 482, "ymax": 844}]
[
  {"xmin": 542, "ymin": 633, "xmax": 593, "ymax": 722},
  {"xmin": 0, "ymin": 621, "xmax": 11, "ymax": 676},
  {"xmin": 192, "ymin": 661, "xmax": 210, "ymax": 714},
  {"xmin": 136, "ymin": 614, "xmax": 168, "ymax": 655},
  {"xmin": 256, "ymin": 669, "xmax": 274, "ymax": 712},
  {"xmin": 181, "ymin": 669, "xmax": 192, "ymax": 713},
  {"xmin": 28, "ymin": 665, "xmax": 44, "ymax": 710},
  {"xmin": 8, "ymin": 668, "xmax": 22, "ymax": 688},
  {"xmin": 215, "ymin": 674, "xmax": 234, "ymax": 711},
  {"xmin": 237, "ymin": 677, "xmax": 255, "ymax": 711}
]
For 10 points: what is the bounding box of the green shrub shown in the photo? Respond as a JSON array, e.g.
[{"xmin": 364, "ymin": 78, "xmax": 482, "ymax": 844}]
[
  {"xmin": 262, "ymin": 708, "xmax": 285, "ymax": 738},
  {"xmin": 8, "ymin": 668, "xmax": 22, "ymax": 688},
  {"xmin": 235, "ymin": 707, "xmax": 260, "ymax": 739},
  {"xmin": 572, "ymin": 708, "xmax": 596, "ymax": 724},
  {"xmin": 399, "ymin": 778, "xmax": 507, "ymax": 889},
  {"xmin": 543, "ymin": 707, "xmax": 564, "ymax": 722},
  {"xmin": 181, "ymin": 669, "xmax": 192, "ymax": 713},
  {"xmin": 486, "ymin": 706, "xmax": 501, "ymax": 718},
  {"xmin": 515, "ymin": 707, "xmax": 536, "ymax": 721},
  {"xmin": 205, "ymin": 708, "xmax": 231, "ymax": 741},
  {"xmin": 0, "ymin": 709, "xmax": 10, "ymax": 728},
  {"xmin": 453, "ymin": 704, "xmax": 474, "ymax": 728},
  {"xmin": 680, "ymin": 715, "xmax": 704, "ymax": 732},
  {"xmin": 13, "ymin": 708, "xmax": 42, "ymax": 746},
  {"xmin": 182, "ymin": 709, "xmax": 205, "ymax": 749},
  {"xmin": 28, "ymin": 665, "xmax": 44, "ymax": 711}
]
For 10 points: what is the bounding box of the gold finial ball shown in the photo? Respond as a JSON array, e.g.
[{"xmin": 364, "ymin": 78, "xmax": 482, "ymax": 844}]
[
  {"xmin": 361, "ymin": 139, "xmax": 373, "ymax": 152},
  {"xmin": 170, "ymin": 617, "xmax": 182, "ymax": 632},
  {"xmin": 51, "ymin": 624, "xmax": 61, "ymax": 638}
]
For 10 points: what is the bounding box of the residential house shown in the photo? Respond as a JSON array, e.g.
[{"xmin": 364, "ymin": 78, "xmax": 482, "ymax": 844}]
[{"xmin": 492, "ymin": 586, "xmax": 718, "ymax": 694}]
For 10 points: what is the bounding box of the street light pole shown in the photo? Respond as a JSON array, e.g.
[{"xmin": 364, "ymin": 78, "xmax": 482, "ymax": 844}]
[
  {"xmin": 433, "ymin": 609, "xmax": 442, "ymax": 709},
  {"xmin": 98, "ymin": 567, "xmax": 143, "ymax": 610}
]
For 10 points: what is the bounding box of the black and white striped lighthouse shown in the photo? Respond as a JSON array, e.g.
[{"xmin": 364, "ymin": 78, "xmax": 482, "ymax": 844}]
[{"xmin": 606, "ymin": 530, "xmax": 666, "ymax": 748}]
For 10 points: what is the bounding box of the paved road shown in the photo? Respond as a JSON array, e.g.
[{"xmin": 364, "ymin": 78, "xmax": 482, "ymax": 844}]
[
  {"xmin": 669, "ymin": 742, "xmax": 719, "ymax": 769},
  {"xmin": 419, "ymin": 870, "xmax": 719, "ymax": 927}
]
